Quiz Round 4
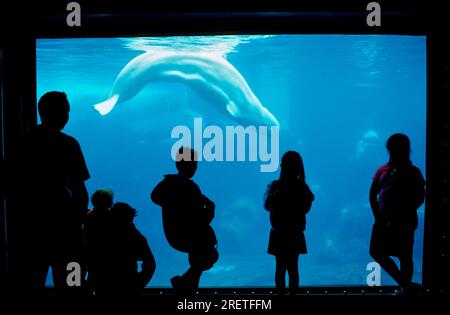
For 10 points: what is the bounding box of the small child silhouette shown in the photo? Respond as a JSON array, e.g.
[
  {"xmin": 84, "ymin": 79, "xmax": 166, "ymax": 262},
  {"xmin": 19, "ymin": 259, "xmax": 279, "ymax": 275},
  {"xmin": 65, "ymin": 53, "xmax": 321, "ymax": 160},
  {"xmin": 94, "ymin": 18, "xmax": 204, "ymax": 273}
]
[
  {"xmin": 264, "ymin": 151, "xmax": 314, "ymax": 294},
  {"xmin": 86, "ymin": 200, "xmax": 156, "ymax": 296},
  {"xmin": 83, "ymin": 188, "xmax": 114, "ymax": 293}
]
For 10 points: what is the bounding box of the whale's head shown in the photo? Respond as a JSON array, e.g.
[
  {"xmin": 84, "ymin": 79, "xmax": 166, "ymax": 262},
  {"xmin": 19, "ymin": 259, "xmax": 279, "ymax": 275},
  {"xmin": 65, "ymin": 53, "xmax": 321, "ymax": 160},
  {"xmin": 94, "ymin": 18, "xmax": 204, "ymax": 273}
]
[
  {"xmin": 258, "ymin": 106, "xmax": 280, "ymax": 127},
  {"xmin": 235, "ymin": 93, "xmax": 280, "ymax": 127},
  {"xmin": 222, "ymin": 72, "xmax": 279, "ymax": 127}
]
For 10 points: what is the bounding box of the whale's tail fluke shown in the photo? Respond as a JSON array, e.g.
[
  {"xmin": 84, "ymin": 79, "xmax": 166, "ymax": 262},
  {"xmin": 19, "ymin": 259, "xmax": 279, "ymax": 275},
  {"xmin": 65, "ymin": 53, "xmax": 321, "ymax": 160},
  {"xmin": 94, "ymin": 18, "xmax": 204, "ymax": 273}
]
[{"xmin": 93, "ymin": 95, "xmax": 119, "ymax": 115}]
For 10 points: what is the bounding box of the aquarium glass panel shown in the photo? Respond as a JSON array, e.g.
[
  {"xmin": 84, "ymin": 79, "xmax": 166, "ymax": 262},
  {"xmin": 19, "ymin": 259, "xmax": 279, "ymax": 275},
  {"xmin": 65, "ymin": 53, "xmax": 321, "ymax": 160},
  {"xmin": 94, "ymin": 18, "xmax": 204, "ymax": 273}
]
[{"xmin": 37, "ymin": 35, "xmax": 426, "ymax": 287}]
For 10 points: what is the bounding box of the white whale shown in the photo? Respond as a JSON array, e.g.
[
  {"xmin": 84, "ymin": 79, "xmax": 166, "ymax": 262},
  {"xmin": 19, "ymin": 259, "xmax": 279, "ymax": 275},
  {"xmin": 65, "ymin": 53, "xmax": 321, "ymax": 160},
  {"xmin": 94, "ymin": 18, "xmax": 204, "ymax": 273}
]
[{"xmin": 94, "ymin": 52, "xmax": 279, "ymax": 126}]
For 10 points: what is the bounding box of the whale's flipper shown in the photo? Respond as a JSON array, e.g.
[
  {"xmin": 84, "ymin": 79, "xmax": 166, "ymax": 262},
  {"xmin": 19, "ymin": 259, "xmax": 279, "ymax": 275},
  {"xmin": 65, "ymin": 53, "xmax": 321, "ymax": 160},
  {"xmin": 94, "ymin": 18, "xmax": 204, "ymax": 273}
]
[
  {"xmin": 94, "ymin": 95, "xmax": 119, "ymax": 116},
  {"xmin": 226, "ymin": 101, "xmax": 239, "ymax": 117}
]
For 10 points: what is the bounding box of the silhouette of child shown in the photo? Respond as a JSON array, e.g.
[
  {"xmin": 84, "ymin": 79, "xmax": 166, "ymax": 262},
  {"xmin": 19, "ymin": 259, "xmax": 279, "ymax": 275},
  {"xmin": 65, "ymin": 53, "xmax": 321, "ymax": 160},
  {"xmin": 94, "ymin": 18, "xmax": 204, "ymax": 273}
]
[
  {"xmin": 94, "ymin": 202, "xmax": 156, "ymax": 296},
  {"xmin": 151, "ymin": 147, "xmax": 218, "ymax": 291},
  {"xmin": 264, "ymin": 151, "xmax": 314, "ymax": 294},
  {"xmin": 369, "ymin": 133, "xmax": 425, "ymax": 293},
  {"xmin": 83, "ymin": 188, "xmax": 114, "ymax": 293}
]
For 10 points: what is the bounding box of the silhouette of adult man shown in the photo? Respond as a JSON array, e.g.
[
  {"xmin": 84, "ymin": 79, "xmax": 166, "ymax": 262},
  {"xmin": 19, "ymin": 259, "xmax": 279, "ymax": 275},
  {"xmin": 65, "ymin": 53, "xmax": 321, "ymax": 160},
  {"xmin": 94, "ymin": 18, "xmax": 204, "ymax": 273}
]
[
  {"xmin": 17, "ymin": 91, "xmax": 90, "ymax": 293},
  {"xmin": 369, "ymin": 133, "xmax": 425, "ymax": 292},
  {"xmin": 93, "ymin": 202, "xmax": 156, "ymax": 297},
  {"xmin": 151, "ymin": 147, "xmax": 218, "ymax": 291},
  {"xmin": 264, "ymin": 151, "xmax": 314, "ymax": 294}
]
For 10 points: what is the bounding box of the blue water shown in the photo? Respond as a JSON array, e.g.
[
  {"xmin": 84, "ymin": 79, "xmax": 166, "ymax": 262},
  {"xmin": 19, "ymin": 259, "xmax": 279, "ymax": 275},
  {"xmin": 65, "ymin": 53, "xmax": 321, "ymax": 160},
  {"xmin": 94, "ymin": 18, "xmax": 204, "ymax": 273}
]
[{"xmin": 36, "ymin": 35, "xmax": 426, "ymax": 287}]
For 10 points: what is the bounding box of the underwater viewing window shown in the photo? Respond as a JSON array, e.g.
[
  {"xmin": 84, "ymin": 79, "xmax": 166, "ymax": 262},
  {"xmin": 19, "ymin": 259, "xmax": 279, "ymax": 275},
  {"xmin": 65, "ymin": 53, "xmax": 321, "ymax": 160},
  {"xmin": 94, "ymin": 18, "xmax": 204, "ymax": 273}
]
[{"xmin": 36, "ymin": 34, "xmax": 426, "ymax": 287}]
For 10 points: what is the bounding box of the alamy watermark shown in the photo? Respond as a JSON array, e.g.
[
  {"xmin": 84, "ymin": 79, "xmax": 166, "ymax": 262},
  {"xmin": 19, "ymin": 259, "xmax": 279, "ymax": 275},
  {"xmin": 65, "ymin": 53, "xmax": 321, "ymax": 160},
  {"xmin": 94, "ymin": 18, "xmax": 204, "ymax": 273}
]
[
  {"xmin": 66, "ymin": 261, "xmax": 81, "ymax": 287},
  {"xmin": 170, "ymin": 118, "xmax": 280, "ymax": 173},
  {"xmin": 366, "ymin": 2, "xmax": 381, "ymax": 27},
  {"xmin": 366, "ymin": 261, "xmax": 381, "ymax": 286},
  {"xmin": 66, "ymin": 2, "xmax": 81, "ymax": 27}
]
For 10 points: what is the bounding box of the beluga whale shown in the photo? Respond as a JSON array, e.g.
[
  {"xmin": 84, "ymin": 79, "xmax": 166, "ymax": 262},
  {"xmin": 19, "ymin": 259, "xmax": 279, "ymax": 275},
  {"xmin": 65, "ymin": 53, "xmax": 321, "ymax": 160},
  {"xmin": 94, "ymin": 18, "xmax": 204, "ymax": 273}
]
[{"xmin": 94, "ymin": 52, "xmax": 280, "ymax": 126}]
